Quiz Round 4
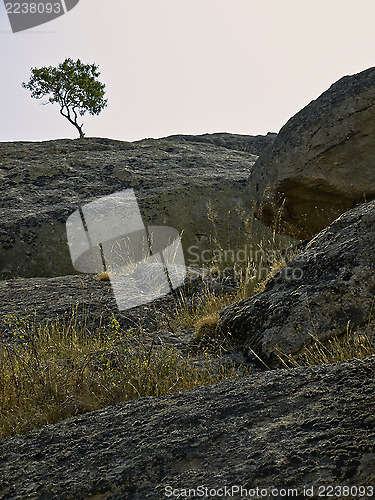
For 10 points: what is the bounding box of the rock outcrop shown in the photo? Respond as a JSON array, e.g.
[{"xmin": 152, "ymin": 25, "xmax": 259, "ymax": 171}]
[
  {"xmin": 220, "ymin": 200, "xmax": 375, "ymax": 364},
  {"xmin": 0, "ymin": 134, "xmax": 269, "ymax": 279},
  {"xmin": 167, "ymin": 132, "xmax": 277, "ymax": 155},
  {"xmin": 0, "ymin": 356, "xmax": 374, "ymax": 499},
  {"xmin": 248, "ymin": 67, "xmax": 375, "ymax": 239},
  {"xmin": 2, "ymin": 68, "xmax": 375, "ymax": 499}
]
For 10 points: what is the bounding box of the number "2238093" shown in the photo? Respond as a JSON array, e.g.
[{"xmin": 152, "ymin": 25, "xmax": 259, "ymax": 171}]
[{"xmin": 5, "ymin": 3, "xmax": 62, "ymax": 14}]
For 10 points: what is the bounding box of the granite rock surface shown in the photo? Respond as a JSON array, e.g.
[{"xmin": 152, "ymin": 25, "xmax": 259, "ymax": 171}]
[{"xmin": 0, "ymin": 134, "xmax": 268, "ymax": 279}]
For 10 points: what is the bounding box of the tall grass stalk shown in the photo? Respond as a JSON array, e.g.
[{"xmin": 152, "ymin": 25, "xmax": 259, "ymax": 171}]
[{"xmin": 174, "ymin": 202, "xmax": 295, "ymax": 335}]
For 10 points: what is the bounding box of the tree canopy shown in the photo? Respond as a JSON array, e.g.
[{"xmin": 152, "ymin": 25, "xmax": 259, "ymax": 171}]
[{"xmin": 22, "ymin": 58, "xmax": 108, "ymax": 138}]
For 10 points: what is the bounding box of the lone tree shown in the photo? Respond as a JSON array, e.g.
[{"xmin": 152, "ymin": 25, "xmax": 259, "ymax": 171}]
[{"xmin": 22, "ymin": 58, "xmax": 108, "ymax": 138}]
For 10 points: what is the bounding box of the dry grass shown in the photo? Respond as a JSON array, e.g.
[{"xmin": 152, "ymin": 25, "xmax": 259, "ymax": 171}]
[
  {"xmin": 276, "ymin": 323, "xmax": 375, "ymax": 368},
  {"xmin": 1, "ymin": 203, "xmax": 286, "ymax": 438},
  {"xmin": 2, "ymin": 201, "xmax": 372, "ymax": 440},
  {"xmin": 172, "ymin": 285, "xmax": 234, "ymax": 330},
  {"xmin": 172, "ymin": 201, "xmax": 295, "ymax": 338},
  {"xmin": 173, "ymin": 202, "xmax": 375, "ymax": 372},
  {"xmin": 0, "ymin": 314, "xmax": 248, "ymax": 438},
  {"xmin": 194, "ymin": 314, "xmax": 219, "ymax": 341}
]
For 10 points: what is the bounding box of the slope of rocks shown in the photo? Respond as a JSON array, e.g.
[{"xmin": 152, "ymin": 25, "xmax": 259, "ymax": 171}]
[
  {"xmin": 220, "ymin": 200, "xmax": 375, "ymax": 364},
  {"xmin": 0, "ymin": 356, "xmax": 374, "ymax": 499},
  {"xmin": 1, "ymin": 69, "xmax": 375, "ymax": 499}
]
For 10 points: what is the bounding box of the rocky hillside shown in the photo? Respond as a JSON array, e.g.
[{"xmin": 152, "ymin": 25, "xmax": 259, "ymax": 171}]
[
  {"xmin": 0, "ymin": 356, "xmax": 374, "ymax": 499},
  {"xmin": 220, "ymin": 200, "xmax": 375, "ymax": 365},
  {"xmin": 1, "ymin": 68, "xmax": 375, "ymax": 498}
]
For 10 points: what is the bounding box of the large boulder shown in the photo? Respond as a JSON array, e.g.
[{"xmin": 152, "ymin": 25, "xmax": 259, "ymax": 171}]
[
  {"xmin": 219, "ymin": 200, "xmax": 375, "ymax": 364},
  {"xmin": 0, "ymin": 356, "xmax": 374, "ymax": 498},
  {"xmin": 0, "ymin": 135, "xmax": 267, "ymax": 279},
  {"xmin": 248, "ymin": 67, "xmax": 375, "ymax": 239}
]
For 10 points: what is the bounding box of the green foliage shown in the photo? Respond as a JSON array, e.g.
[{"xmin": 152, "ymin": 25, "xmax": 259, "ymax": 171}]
[{"xmin": 22, "ymin": 58, "xmax": 108, "ymax": 138}]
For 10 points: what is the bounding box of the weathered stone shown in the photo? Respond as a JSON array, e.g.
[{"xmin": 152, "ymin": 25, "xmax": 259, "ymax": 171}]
[
  {"xmin": 248, "ymin": 67, "xmax": 375, "ymax": 238},
  {"xmin": 0, "ymin": 134, "xmax": 270, "ymax": 279},
  {"xmin": 0, "ymin": 356, "xmax": 374, "ymax": 498},
  {"xmin": 219, "ymin": 201, "xmax": 375, "ymax": 364},
  {"xmin": 168, "ymin": 131, "xmax": 277, "ymax": 155},
  {"xmin": 0, "ymin": 274, "xmax": 154, "ymax": 337},
  {"xmin": 0, "ymin": 270, "xmax": 236, "ymax": 343}
]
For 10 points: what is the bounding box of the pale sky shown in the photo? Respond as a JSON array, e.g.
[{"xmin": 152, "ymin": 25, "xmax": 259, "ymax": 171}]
[{"xmin": 1, "ymin": 0, "xmax": 374, "ymax": 143}]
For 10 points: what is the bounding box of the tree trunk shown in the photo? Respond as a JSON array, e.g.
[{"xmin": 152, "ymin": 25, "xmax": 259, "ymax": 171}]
[
  {"xmin": 60, "ymin": 106, "xmax": 85, "ymax": 138},
  {"xmin": 76, "ymin": 123, "xmax": 85, "ymax": 139}
]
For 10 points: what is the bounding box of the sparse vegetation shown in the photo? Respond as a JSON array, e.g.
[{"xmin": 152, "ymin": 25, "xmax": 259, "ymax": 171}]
[
  {"xmin": 0, "ymin": 203, "xmax": 287, "ymax": 438},
  {"xmin": 172, "ymin": 201, "xmax": 294, "ymax": 338},
  {"xmin": 276, "ymin": 324, "xmax": 375, "ymax": 368},
  {"xmin": 172, "ymin": 285, "xmax": 234, "ymax": 331},
  {"xmin": 0, "ymin": 313, "xmax": 250, "ymax": 438},
  {"xmin": 1, "ymin": 202, "xmax": 372, "ymax": 440}
]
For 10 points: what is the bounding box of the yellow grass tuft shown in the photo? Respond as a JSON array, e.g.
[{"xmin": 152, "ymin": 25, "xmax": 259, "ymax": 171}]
[
  {"xmin": 194, "ymin": 314, "xmax": 219, "ymax": 341},
  {"xmin": 93, "ymin": 271, "xmax": 110, "ymax": 281}
]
